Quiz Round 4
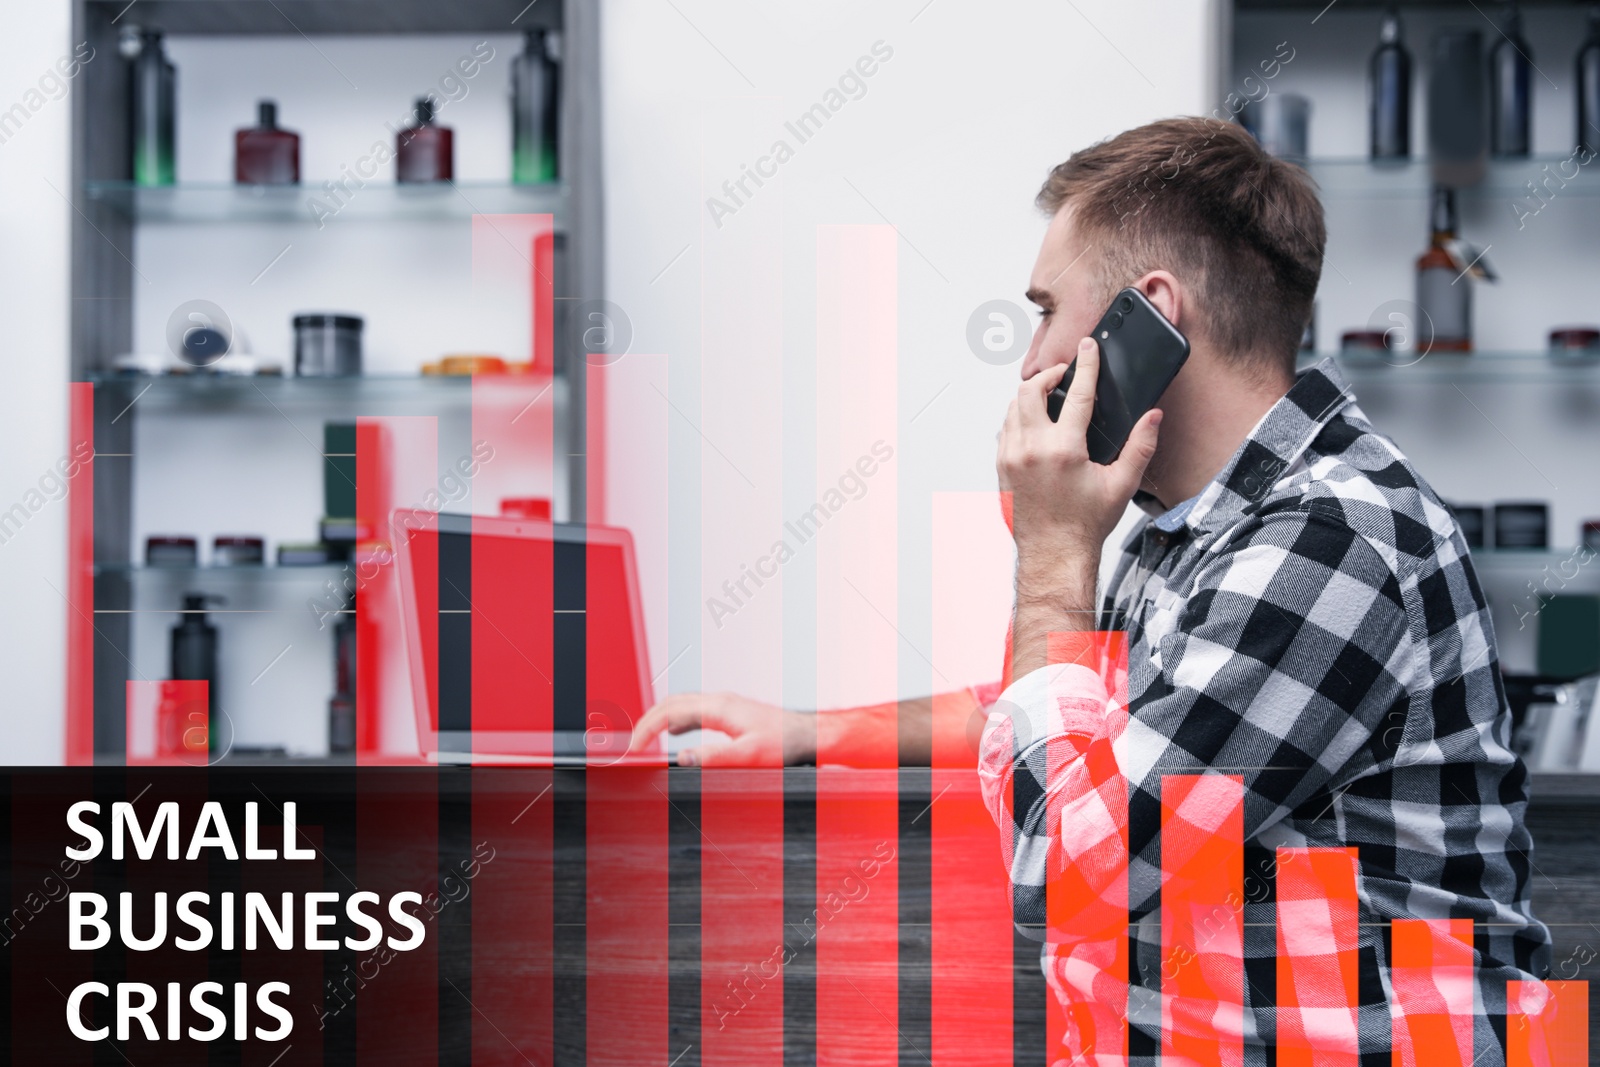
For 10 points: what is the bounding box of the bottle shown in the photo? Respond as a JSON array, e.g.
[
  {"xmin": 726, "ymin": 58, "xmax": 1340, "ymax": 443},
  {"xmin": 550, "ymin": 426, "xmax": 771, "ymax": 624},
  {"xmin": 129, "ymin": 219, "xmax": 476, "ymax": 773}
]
[
  {"xmin": 1368, "ymin": 4, "xmax": 1411, "ymax": 159},
  {"xmin": 512, "ymin": 29, "xmax": 560, "ymax": 183},
  {"xmin": 1415, "ymin": 187, "xmax": 1471, "ymax": 354},
  {"xmin": 1579, "ymin": 6, "xmax": 1600, "ymax": 156},
  {"xmin": 171, "ymin": 593, "xmax": 220, "ymax": 753},
  {"xmin": 235, "ymin": 100, "xmax": 300, "ymax": 185},
  {"xmin": 130, "ymin": 29, "xmax": 176, "ymax": 186},
  {"xmin": 328, "ymin": 593, "xmax": 357, "ymax": 755},
  {"xmin": 396, "ymin": 96, "xmax": 454, "ymax": 183},
  {"xmin": 1490, "ymin": 0, "xmax": 1533, "ymax": 158}
]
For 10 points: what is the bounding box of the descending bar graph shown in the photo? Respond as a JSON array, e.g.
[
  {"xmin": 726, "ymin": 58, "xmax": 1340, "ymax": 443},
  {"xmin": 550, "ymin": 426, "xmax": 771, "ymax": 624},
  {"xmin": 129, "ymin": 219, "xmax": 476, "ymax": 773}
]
[{"xmin": 1275, "ymin": 847, "xmax": 1360, "ymax": 1066}]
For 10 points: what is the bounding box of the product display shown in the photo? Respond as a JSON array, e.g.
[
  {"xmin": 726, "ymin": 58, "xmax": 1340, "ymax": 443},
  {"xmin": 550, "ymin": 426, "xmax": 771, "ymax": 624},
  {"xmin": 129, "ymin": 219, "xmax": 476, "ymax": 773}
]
[
  {"xmin": 1429, "ymin": 29, "xmax": 1488, "ymax": 187},
  {"xmin": 235, "ymin": 100, "xmax": 300, "ymax": 186},
  {"xmin": 328, "ymin": 594, "xmax": 357, "ymax": 754},
  {"xmin": 500, "ymin": 497, "xmax": 552, "ymax": 520},
  {"xmin": 1549, "ymin": 327, "xmax": 1600, "ymax": 361},
  {"xmin": 170, "ymin": 594, "xmax": 220, "ymax": 754},
  {"xmin": 147, "ymin": 535, "xmax": 198, "ymax": 568},
  {"xmin": 1415, "ymin": 187, "xmax": 1471, "ymax": 353},
  {"xmin": 1243, "ymin": 92, "xmax": 1310, "ymax": 164},
  {"xmin": 1447, "ymin": 503, "xmax": 1488, "ymax": 549},
  {"xmin": 294, "ymin": 314, "xmax": 363, "ymax": 377},
  {"xmin": 1578, "ymin": 6, "xmax": 1600, "ymax": 155},
  {"xmin": 1583, "ymin": 520, "xmax": 1600, "ymax": 553},
  {"xmin": 1490, "ymin": 0, "xmax": 1533, "ymax": 158},
  {"xmin": 512, "ymin": 28, "xmax": 561, "ymax": 182},
  {"xmin": 277, "ymin": 542, "xmax": 333, "ymax": 566},
  {"xmin": 129, "ymin": 29, "xmax": 176, "ymax": 187},
  {"xmin": 395, "ymin": 96, "xmax": 453, "ymax": 183},
  {"xmin": 1369, "ymin": 4, "xmax": 1412, "ymax": 160},
  {"xmin": 212, "ymin": 536, "xmax": 265, "ymax": 566},
  {"xmin": 1494, "ymin": 502, "xmax": 1550, "ymax": 549},
  {"xmin": 1341, "ymin": 330, "xmax": 1390, "ymax": 356}
]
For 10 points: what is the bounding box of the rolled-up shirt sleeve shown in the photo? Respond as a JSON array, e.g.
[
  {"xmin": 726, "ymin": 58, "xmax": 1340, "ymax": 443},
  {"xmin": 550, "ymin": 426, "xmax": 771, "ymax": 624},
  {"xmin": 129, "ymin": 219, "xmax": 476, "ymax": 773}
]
[{"xmin": 978, "ymin": 511, "xmax": 1415, "ymax": 935}]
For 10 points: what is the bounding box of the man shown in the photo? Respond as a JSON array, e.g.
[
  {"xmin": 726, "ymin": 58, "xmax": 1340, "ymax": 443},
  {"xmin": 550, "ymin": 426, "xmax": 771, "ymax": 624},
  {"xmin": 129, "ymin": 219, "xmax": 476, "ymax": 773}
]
[{"xmin": 631, "ymin": 117, "xmax": 1550, "ymax": 1061}]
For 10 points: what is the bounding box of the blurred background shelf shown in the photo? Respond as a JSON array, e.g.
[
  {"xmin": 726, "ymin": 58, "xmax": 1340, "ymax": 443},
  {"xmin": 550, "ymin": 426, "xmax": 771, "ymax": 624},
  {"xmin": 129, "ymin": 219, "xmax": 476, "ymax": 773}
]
[
  {"xmin": 1300, "ymin": 352, "xmax": 1600, "ymax": 384},
  {"xmin": 89, "ymin": 371, "xmax": 561, "ymax": 414},
  {"xmin": 83, "ymin": 180, "xmax": 569, "ymax": 224}
]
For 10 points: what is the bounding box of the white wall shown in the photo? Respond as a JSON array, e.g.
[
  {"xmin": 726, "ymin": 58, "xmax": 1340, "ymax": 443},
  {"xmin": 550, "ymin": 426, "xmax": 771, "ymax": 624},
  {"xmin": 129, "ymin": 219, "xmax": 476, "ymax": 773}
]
[
  {"xmin": 602, "ymin": 0, "xmax": 1224, "ymax": 709},
  {"xmin": 0, "ymin": 5, "xmax": 75, "ymax": 763}
]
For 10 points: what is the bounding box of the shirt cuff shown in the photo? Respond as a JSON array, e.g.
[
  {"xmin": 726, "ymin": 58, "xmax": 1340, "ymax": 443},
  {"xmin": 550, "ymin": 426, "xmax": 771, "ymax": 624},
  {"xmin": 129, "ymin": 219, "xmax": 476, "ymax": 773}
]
[{"xmin": 986, "ymin": 661, "xmax": 1114, "ymax": 759}]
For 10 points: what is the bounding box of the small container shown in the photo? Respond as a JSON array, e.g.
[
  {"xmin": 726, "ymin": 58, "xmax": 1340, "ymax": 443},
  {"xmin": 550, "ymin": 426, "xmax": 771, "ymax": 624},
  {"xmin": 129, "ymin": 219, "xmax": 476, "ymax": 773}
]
[
  {"xmin": 278, "ymin": 542, "xmax": 332, "ymax": 566},
  {"xmin": 1549, "ymin": 327, "xmax": 1600, "ymax": 362},
  {"xmin": 438, "ymin": 354, "xmax": 507, "ymax": 376},
  {"xmin": 396, "ymin": 96, "xmax": 453, "ymax": 184},
  {"xmin": 1582, "ymin": 521, "xmax": 1600, "ymax": 554},
  {"xmin": 130, "ymin": 30, "xmax": 176, "ymax": 187},
  {"xmin": 294, "ymin": 313, "xmax": 363, "ymax": 377},
  {"xmin": 1447, "ymin": 503, "xmax": 1487, "ymax": 549},
  {"xmin": 1243, "ymin": 93, "xmax": 1311, "ymax": 165},
  {"xmin": 1341, "ymin": 330, "xmax": 1391, "ymax": 357},
  {"xmin": 147, "ymin": 536, "xmax": 198, "ymax": 568},
  {"xmin": 213, "ymin": 536, "xmax": 265, "ymax": 567},
  {"xmin": 1494, "ymin": 502, "xmax": 1549, "ymax": 550},
  {"xmin": 235, "ymin": 100, "xmax": 300, "ymax": 186},
  {"xmin": 500, "ymin": 497, "xmax": 552, "ymax": 520}
]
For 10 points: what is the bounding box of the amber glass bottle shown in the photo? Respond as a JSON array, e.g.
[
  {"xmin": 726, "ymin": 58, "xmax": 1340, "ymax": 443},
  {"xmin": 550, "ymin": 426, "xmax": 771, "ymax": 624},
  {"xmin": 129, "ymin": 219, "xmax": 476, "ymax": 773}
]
[{"xmin": 1415, "ymin": 187, "xmax": 1471, "ymax": 353}]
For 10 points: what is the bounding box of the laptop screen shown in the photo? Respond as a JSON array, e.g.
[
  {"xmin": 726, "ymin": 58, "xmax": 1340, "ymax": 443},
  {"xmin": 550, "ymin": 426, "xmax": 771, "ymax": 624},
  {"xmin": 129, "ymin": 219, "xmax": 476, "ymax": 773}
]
[{"xmin": 403, "ymin": 518, "xmax": 649, "ymax": 752}]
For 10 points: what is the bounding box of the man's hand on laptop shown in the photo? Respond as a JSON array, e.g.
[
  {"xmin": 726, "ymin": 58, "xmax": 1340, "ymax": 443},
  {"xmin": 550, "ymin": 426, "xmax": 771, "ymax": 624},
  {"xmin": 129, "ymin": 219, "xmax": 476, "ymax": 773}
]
[{"xmin": 628, "ymin": 692, "xmax": 807, "ymax": 767}]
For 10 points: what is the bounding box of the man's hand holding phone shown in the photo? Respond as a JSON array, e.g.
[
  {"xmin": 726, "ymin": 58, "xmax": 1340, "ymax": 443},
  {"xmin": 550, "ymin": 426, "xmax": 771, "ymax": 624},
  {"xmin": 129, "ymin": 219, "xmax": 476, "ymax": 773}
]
[{"xmin": 998, "ymin": 337, "xmax": 1161, "ymax": 672}]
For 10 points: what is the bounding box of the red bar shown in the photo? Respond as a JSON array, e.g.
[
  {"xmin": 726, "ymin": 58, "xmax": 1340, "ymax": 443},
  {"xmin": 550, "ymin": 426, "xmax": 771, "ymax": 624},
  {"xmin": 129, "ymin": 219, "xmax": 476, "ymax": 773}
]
[
  {"xmin": 1161, "ymin": 773, "xmax": 1244, "ymax": 1067},
  {"xmin": 532, "ymin": 229, "xmax": 554, "ymax": 373},
  {"xmin": 929, "ymin": 492, "xmax": 1016, "ymax": 1064},
  {"xmin": 586, "ymin": 768, "xmax": 668, "ymax": 1062},
  {"xmin": 1044, "ymin": 633, "xmax": 1131, "ymax": 1066},
  {"xmin": 1508, "ymin": 979, "xmax": 1588, "ymax": 1067},
  {"xmin": 354, "ymin": 420, "xmax": 391, "ymax": 755},
  {"xmin": 470, "ymin": 773, "xmax": 553, "ymax": 1066},
  {"xmin": 1388, "ymin": 918, "xmax": 1474, "ymax": 1067},
  {"xmin": 701, "ymin": 770, "xmax": 784, "ymax": 1065},
  {"xmin": 1275, "ymin": 847, "xmax": 1360, "ymax": 1066},
  {"xmin": 243, "ymin": 824, "xmax": 322, "ymax": 1066},
  {"xmin": 357, "ymin": 780, "xmax": 438, "ymax": 1064},
  {"xmin": 66, "ymin": 382, "xmax": 94, "ymax": 764}
]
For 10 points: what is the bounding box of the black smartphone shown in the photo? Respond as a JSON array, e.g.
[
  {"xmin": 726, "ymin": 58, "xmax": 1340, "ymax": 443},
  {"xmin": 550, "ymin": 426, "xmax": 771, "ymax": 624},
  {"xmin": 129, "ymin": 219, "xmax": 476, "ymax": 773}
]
[{"xmin": 1045, "ymin": 287, "xmax": 1190, "ymax": 464}]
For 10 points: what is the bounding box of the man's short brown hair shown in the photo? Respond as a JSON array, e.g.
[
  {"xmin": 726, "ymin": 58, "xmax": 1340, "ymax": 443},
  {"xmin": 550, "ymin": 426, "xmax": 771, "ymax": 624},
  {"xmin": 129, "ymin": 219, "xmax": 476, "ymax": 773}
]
[{"xmin": 1037, "ymin": 117, "xmax": 1324, "ymax": 378}]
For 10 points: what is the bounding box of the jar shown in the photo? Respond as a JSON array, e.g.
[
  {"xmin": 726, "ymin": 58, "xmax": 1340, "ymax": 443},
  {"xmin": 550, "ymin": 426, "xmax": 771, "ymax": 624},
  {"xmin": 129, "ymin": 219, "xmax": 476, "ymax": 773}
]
[{"xmin": 294, "ymin": 313, "xmax": 363, "ymax": 377}]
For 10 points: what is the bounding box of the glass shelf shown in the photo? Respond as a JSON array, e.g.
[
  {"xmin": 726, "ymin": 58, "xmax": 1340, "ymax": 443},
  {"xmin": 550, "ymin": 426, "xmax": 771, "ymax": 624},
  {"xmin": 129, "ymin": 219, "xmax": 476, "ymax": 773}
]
[
  {"xmin": 1300, "ymin": 352, "xmax": 1600, "ymax": 385},
  {"xmin": 84, "ymin": 180, "xmax": 568, "ymax": 224},
  {"xmin": 1305, "ymin": 156, "xmax": 1599, "ymax": 199},
  {"xmin": 89, "ymin": 371, "xmax": 561, "ymax": 415}
]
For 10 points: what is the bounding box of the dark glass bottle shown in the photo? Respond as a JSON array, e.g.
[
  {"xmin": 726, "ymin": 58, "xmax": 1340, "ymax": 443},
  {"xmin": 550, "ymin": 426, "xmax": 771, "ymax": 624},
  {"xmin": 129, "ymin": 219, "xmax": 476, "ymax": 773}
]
[
  {"xmin": 1579, "ymin": 6, "xmax": 1600, "ymax": 155},
  {"xmin": 171, "ymin": 593, "xmax": 219, "ymax": 753},
  {"xmin": 1415, "ymin": 188, "xmax": 1471, "ymax": 353},
  {"xmin": 130, "ymin": 30, "xmax": 176, "ymax": 186},
  {"xmin": 1369, "ymin": 5, "xmax": 1411, "ymax": 159},
  {"xmin": 396, "ymin": 96, "xmax": 454, "ymax": 183},
  {"xmin": 1490, "ymin": 0, "xmax": 1533, "ymax": 158},
  {"xmin": 235, "ymin": 100, "xmax": 300, "ymax": 185},
  {"xmin": 512, "ymin": 29, "xmax": 561, "ymax": 183}
]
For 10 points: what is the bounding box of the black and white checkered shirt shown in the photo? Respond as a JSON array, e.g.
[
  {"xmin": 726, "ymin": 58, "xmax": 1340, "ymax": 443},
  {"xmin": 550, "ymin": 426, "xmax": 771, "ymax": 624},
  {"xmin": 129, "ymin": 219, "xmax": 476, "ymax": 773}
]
[{"xmin": 978, "ymin": 358, "xmax": 1552, "ymax": 1064}]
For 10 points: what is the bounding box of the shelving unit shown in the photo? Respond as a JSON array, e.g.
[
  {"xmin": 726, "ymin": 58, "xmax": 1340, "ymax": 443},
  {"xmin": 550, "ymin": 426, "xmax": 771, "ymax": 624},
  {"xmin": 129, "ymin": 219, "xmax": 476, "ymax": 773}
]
[
  {"xmin": 1307, "ymin": 155, "xmax": 1600, "ymax": 198},
  {"xmin": 84, "ymin": 179, "xmax": 569, "ymax": 223},
  {"xmin": 1301, "ymin": 351, "xmax": 1600, "ymax": 382},
  {"xmin": 68, "ymin": 0, "xmax": 604, "ymax": 760}
]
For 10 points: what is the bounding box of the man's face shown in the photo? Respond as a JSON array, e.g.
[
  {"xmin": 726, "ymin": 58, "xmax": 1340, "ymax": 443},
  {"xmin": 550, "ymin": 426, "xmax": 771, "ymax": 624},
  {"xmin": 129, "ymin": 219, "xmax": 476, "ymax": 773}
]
[{"xmin": 1020, "ymin": 207, "xmax": 1107, "ymax": 382}]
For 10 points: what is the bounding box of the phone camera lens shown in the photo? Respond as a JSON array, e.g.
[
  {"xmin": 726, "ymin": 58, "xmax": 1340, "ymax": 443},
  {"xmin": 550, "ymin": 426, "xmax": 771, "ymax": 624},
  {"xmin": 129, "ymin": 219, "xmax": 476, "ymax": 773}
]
[
  {"xmin": 1108, "ymin": 311, "xmax": 1125, "ymax": 329},
  {"xmin": 1118, "ymin": 296, "xmax": 1134, "ymax": 313}
]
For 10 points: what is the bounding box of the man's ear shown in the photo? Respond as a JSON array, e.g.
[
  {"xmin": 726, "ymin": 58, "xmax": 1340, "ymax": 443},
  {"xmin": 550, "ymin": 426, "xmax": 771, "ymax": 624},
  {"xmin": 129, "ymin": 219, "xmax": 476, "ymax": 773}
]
[{"xmin": 1138, "ymin": 270, "xmax": 1183, "ymax": 329}]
